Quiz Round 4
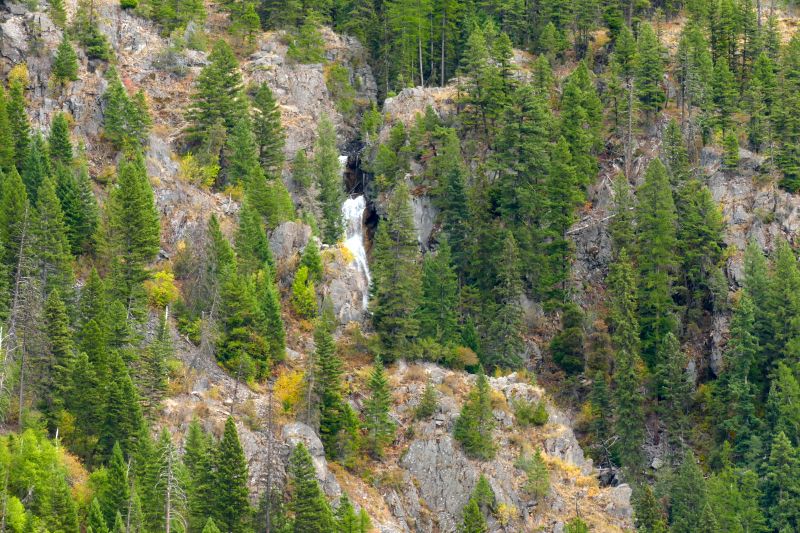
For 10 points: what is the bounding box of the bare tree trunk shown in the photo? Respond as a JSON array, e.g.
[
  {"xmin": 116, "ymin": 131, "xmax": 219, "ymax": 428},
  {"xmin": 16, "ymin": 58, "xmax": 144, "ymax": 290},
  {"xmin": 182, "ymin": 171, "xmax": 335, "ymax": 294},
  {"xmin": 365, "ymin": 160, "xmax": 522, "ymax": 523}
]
[{"xmin": 17, "ymin": 346, "xmax": 25, "ymax": 435}]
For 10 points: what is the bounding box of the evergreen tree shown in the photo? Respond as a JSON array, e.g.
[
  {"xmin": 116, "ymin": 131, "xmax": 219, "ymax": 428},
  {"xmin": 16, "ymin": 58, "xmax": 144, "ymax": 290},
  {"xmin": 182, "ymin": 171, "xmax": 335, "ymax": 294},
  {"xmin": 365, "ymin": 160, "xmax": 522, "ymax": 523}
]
[
  {"xmin": 441, "ymin": 166, "xmax": 471, "ymax": 275},
  {"xmin": 256, "ymin": 267, "xmax": 286, "ymax": 364},
  {"xmin": 416, "ymin": 237, "xmax": 459, "ymax": 344},
  {"xmin": 291, "ymin": 266, "xmax": 317, "ymax": 319},
  {"xmin": 214, "ymin": 417, "xmax": 251, "ymax": 533},
  {"xmin": 293, "ymin": 149, "xmax": 312, "ymax": 188},
  {"xmin": 289, "ymin": 442, "xmax": 334, "ymax": 533},
  {"xmin": 184, "ymin": 39, "xmax": 247, "ymax": 140},
  {"xmin": 335, "ymin": 491, "xmax": 360, "ymax": 533},
  {"xmin": 203, "ymin": 518, "xmax": 222, "ymax": 533},
  {"xmin": 217, "ymin": 265, "xmax": 262, "ymax": 362},
  {"xmin": 362, "ymin": 356, "xmax": 394, "ymax": 459},
  {"xmin": 370, "ymin": 183, "xmax": 422, "ymax": 354},
  {"xmin": 234, "ymin": 197, "xmax": 275, "ymax": 278},
  {"xmin": 227, "ymin": 118, "xmax": 259, "ymax": 186},
  {"xmin": 712, "ymin": 57, "xmax": 739, "ymax": 137},
  {"xmin": 670, "ymin": 451, "xmax": 708, "ymax": 533},
  {"xmin": 7, "ymin": 78, "xmax": 31, "ymax": 172},
  {"xmin": 634, "ymin": 485, "xmax": 665, "ymax": 533},
  {"xmin": 53, "ymin": 34, "xmax": 80, "ymax": 85},
  {"xmin": 763, "ymin": 431, "xmax": 800, "ymax": 531},
  {"xmin": 21, "ymin": 136, "xmax": 48, "ymax": 203},
  {"xmin": 314, "ymin": 115, "xmax": 344, "ymax": 244},
  {"xmin": 636, "ymin": 158, "xmax": 678, "ymax": 366},
  {"xmin": 610, "ymin": 175, "xmax": 635, "ymax": 255},
  {"xmin": 415, "ymin": 378, "xmax": 438, "ymax": 419},
  {"xmin": 300, "ymin": 239, "xmax": 324, "ymax": 282},
  {"xmin": 88, "ymin": 498, "xmax": 110, "ymax": 533},
  {"xmin": 0, "ymin": 85, "xmax": 14, "ymax": 173},
  {"xmin": 522, "ymin": 447, "xmax": 549, "ymax": 501},
  {"xmin": 140, "ymin": 310, "xmax": 170, "ymax": 419},
  {"xmin": 314, "ymin": 313, "xmax": 344, "ymax": 459},
  {"xmin": 0, "ymin": 166, "xmax": 30, "ymax": 281},
  {"xmin": 104, "ymin": 152, "xmax": 161, "ymax": 311},
  {"xmin": 253, "ymin": 82, "xmax": 285, "ymax": 172},
  {"xmin": 485, "ymin": 233, "xmax": 524, "ymax": 369},
  {"xmin": 654, "ymin": 333, "xmax": 691, "ymax": 452},
  {"xmin": 588, "ymin": 371, "xmax": 613, "ymax": 445},
  {"xmin": 48, "ymin": 112, "xmax": 73, "ymax": 168},
  {"xmin": 99, "ymin": 353, "xmax": 144, "ymax": 459},
  {"xmin": 723, "ymin": 131, "xmax": 740, "ymax": 169},
  {"xmin": 454, "ymin": 369, "xmax": 496, "ymax": 460},
  {"xmin": 459, "ymin": 499, "xmax": 487, "ymax": 533},
  {"xmin": 99, "ymin": 442, "xmax": 130, "ymax": 526},
  {"xmin": 34, "ymin": 177, "xmax": 74, "ymax": 298},
  {"xmin": 57, "ymin": 163, "xmax": 99, "ymax": 254},
  {"xmin": 635, "ymin": 23, "xmax": 665, "ymax": 120},
  {"xmin": 40, "ymin": 289, "xmax": 74, "ymax": 429}
]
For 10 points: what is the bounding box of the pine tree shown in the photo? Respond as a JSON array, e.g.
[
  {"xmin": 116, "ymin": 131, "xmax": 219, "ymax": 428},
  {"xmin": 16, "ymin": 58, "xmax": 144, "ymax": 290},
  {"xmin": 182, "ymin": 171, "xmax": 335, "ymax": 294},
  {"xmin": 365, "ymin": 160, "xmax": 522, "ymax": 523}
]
[
  {"xmin": 99, "ymin": 353, "xmax": 144, "ymax": 459},
  {"xmin": 417, "ymin": 237, "xmax": 459, "ymax": 344},
  {"xmin": 291, "ymin": 266, "xmax": 317, "ymax": 319},
  {"xmin": 636, "ymin": 23, "xmax": 665, "ymax": 120},
  {"xmin": 459, "ymin": 499, "xmax": 487, "ymax": 533},
  {"xmin": 80, "ymin": 266, "xmax": 107, "ymax": 328},
  {"xmin": 49, "ymin": 112, "xmax": 73, "ymax": 168},
  {"xmin": 21, "ymin": 136, "xmax": 48, "ymax": 203},
  {"xmin": 485, "ymin": 233, "xmax": 524, "ymax": 369},
  {"xmin": 723, "ymin": 132, "xmax": 740, "ymax": 169},
  {"xmin": 47, "ymin": 475, "xmax": 80, "ymax": 533},
  {"xmin": 214, "ymin": 417, "xmax": 251, "ymax": 533},
  {"xmin": 57, "ymin": 163, "xmax": 99, "ymax": 254},
  {"xmin": 522, "ymin": 447, "xmax": 549, "ymax": 501},
  {"xmin": 636, "ymin": 158, "xmax": 678, "ymax": 366},
  {"xmin": 289, "ymin": 442, "xmax": 334, "ymax": 533},
  {"xmin": 300, "ymin": 239, "xmax": 324, "ymax": 282},
  {"xmin": 100, "ymin": 442, "xmax": 130, "ymax": 526},
  {"xmin": 634, "ymin": 485, "xmax": 665, "ymax": 533},
  {"xmin": 370, "ymin": 182, "xmax": 422, "ymax": 354},
  {"xmin": 670, "ymin": 451, "xmax": 708, "ymax": 533},
  {"xmin": 314, "ymin": 115, "xmax": 344, "ymax": 244},
  {"xmin": 253, "ymin": 82, "xmax": 285, "ymax": 172},
  {"xmin": 287, "ymin": 13, "xmax": 326, "ymax": 63},
  {"xmin": 713, "ymin": 57, "xmax": 739, "ymax": 137},
  {"xmin": 184, "ymin": 39, "xmax": 247, "ymax": 140},
  {"xmin": 32, "ymin": 177, "xmax": 74, "ymax": 300},
  {"xmin": 654, "ymin": 333, "xmax": 691, "ymax": 452},
  {"xmin": 41, "ymin": 289, "xmax": 74, "ymax": 429},
  {"xmin": 454, "ymin": 369, "xmax": 496, "ymax": 460},
  {"xmin": 104, "ymin": 152, "xmax": 161, "ymax": 311},
  {"xmin": 217, "ymin": 265, "xmax": 262, "ymax": 363},
  {"xmin": 293, "ymin": 149, "xmax": 313, "ymax": 188},
  {"xmin": 49, "ymin": 0, "xmax": 67, "ymax": 25},
  {"xmin": 362, "ymin": 356, "xmax": 394, "ymax": 459},
  {"xmin": 338, "ymin": 402, "xmax": 361, "ymax": 468},
  {"xmin": 256, "ymin": 267, "xmax": 286, "ymax": 363},
  {"xmin": 7, "ymin": 78, "xmax": 30, "ymax": 172},
  {"xmin": 203, "ymin": 518, "xmax": 222, "ymax": 533},
  {"xmin": 588, "ymin": 371, "xmax": 613, "ymax": 445},
  {"xmin": 0, "ymin": 85, "xmax": 14, "ymax": 173},
  {"xmin": 441, "ymin": 166, "xmax": 471, "ymax": 275},
  {"xmin": 140, "ymin": 310, "xmax": 170, "ymax": 419},
  {"xmin": 763, "ymin": 431, "xmax": 800, "ymax": 531},
  {"xmin": 88, "ymin": 498, "xmax": 111, "ymax": 533},
  {"xmin": 53, "ymin": 34, "xmax": 80, "ymax": 85},
  {"xmin": 610, "ymin": 175, "xmax": 635, "ymax": 255},
  {"xmin": 544, "ymin": 136, "xmax": 584, "ymax": 297},
  {"xmin": 185, "ymin": 418, "xmax": 216, "ymax": 533},
  {"xmin": 0, "ymin": 166, "xmax": 30, "ymax": 281},
  {"xmin": 227, "ymin": 118, "xmax": 260, "ymax": 186},
  {"xmin": 415, "ymin": 378, "xmax": 437, "ymax": 419},
  {"xmin": 314, "ymin": 313, "xmax": 344, "ymax": 458},
  {"xmin": 335, "ymin": 491, "xmax": 360, "ymax": 533},
  {"xmin": 235, "ymin": 197, "xmax": 275, "ymax": 278}
]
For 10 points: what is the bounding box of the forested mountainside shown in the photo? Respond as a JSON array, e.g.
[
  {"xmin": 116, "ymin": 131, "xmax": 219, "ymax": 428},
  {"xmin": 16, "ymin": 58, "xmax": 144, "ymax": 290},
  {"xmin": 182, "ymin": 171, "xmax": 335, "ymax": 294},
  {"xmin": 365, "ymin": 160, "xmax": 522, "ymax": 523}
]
[{"xmin": 3, "ymin": 0, "xmax": 800, "ymax": 529}]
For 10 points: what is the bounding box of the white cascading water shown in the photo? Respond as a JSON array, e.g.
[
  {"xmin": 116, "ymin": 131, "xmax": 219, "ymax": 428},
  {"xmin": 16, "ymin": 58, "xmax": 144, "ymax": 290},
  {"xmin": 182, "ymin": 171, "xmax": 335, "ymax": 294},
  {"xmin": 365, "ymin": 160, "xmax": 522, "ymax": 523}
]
[{"xmin": 340, "ymin": 156, "xmax": 371, "ymax": 309}]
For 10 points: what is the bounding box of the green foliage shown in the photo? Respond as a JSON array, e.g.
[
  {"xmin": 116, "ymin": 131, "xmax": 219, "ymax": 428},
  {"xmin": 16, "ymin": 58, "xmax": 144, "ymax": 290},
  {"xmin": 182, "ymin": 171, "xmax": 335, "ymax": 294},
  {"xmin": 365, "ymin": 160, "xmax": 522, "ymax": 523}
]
[
  {"xmin": 102, "ymin": 67, "xmax": 152, "ymax": 150},
  {"xmin": 415, "ymin": 378, "xmax": 438, "ymax": 419},
  {"xmin": 214, "ymin": 417, "xmax": 251, "ymax": 533},
  {"xmin": 291, "ymin": 266, "xmax": 317, "ymax": 319},
  {"xmin": 454, "ymin": 369, "xmax": 496, "ymax": 460},
  {"xmin": 301, "ymin": 239, "xmax": 324, "ymax": 282},
  {"xmin": 289, "ymin": 442, "xmax": 334, "ymax": 533},
  {"xmin": 288, "ymin": 12, "xmax": 327, "ymax": 64},
  {"xmin": 362, "ymin": 356, "xmax": 395, "ymax": 459},
  {"xmin": 53, "ymin": 34, "xmax": 79, "ymax": 85},
  {"xmin": 253, "ymin": 82, "xmax": 286, "ymax": 172},
  {"xmin": 459, "ymin": 499, "xmax": 487, "ymax": 533},
  {"xmin": 516, "ymin": 447, "xmax": 549, "ymax": 501},
  {"xmin": 315, "ymin": 114, "xmax": 345, "ymax": 244}
]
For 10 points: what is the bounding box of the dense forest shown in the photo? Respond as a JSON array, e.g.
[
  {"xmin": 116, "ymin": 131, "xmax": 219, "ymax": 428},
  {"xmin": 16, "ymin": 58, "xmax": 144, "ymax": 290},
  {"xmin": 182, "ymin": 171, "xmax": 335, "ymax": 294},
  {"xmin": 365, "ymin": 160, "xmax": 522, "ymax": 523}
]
[{"xmin": 3, "ymin": 0, "xmax": 800, "ymax": 527}]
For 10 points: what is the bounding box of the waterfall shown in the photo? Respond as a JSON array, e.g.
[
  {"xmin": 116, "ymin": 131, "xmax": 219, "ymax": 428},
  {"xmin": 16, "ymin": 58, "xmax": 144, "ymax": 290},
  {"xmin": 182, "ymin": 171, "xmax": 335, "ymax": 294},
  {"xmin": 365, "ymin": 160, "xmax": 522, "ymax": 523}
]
[{"xmin": 340, "ymin": 155, "xmax": 371, "ymax": 309}]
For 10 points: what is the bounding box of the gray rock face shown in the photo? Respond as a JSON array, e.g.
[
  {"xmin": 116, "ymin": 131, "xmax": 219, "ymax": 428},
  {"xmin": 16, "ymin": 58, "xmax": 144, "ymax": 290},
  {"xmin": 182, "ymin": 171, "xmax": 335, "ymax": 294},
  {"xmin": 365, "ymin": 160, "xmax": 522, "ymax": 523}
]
[
  {"xmin": 281, "ymin": 422, "xmax": 329, "ymax": 482},
  {"xmin": 1, "ymin": 17, "xmax": 28, "ymax": 63},
  {"xmin": 270, "ymin": 221, "xmax": 312, "ymax": 260},
  {"xmin": 604, "ymin": 483, "xmax": 634, "ymax": 520}
]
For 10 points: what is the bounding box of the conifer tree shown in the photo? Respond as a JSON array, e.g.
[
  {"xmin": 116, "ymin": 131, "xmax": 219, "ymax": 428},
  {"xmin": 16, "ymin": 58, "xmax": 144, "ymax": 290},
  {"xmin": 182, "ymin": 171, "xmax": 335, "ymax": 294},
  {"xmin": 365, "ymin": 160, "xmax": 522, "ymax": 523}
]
[
  {"xmin": 314, "ymin": 313, "xmax": 344, "ymax": 458},
  {"xmin": 636, "ymin": 23, "xmax": 665, "ymax": 120},
  {"xmin": 522, "ymin": 447, "xmax": 549, "ymax": 501},
  {"xmin": 459, "ymin": 499, "xmax": 487, "ymax": 533},
  {"xmin": 203, "ymin": 518, "xmax": 222, "ymax": 533},
  {"xmin": 80, "ymin": 266, "xmax": 107, "ymax": 328},
  {"xmin": 634, "ymin": 485, "xmax": 665, "ymax": 533},
  {"xmin": 100, "ymin": 442, "xmax": 130, "ymax": 526},
  {"xmin": 49, "ymin": 112, "xmax": 74, "ymax": 168},
  {"xmin": 362, "ymin": 356, "xmax": 394, "ymax": 459},
  {"xmin": 57, "ymin": 163, "xmax": 99, "ymax": 254},
  {"xmin": 53, "ymin": 34, "xmax": 80, "ymax": 85},
  {"xmin": 441, "ymin": 166, "xmax": 471, "ymax": 275},
  {"xmin": 140, "ymin": 310, "xmax": 170, "ymax": 419},
  {"xmin": 7, "ymin": 78, "xmax": 30, "ymax": 172},
  {"xmin": 41, "ymin": 289, "xmax": 74, "ymax": 428},
  {"xmin": 234, "ymin": 197, "xmax": 275, "ymax": 278},
  {"xmin": 289, "ymin": 442, "xmax": 334, "ymax": 533},
  {"xmin": 415, "ymin": 378, "xmax": 437, "ymax": 419},
  {"xmin": 88, "ymin": 498, "xmax": 110, "ymax": 533},
  {"xmin": 227, "ymin": 118, "xmax": 260, "ymax": 186},
  {"xmin": 763, "ymin": 431, "xmax": 800, "ymax": 531},
  {"xmin": 0, "ymin": 166, "xmax": 30, "ymax": 279},
  {"xmin": 335, "ymin": 491, "xmax": 360, "ymax": 533},
  {"xmin": 712, "ymin": 57, "xmax": 738, "ymax": 137},
  {"xmin": 370, "ymin": 182, "xmax": 421, "ymax": 354},
  {"xmin": 217, "ymin": 265, "xmax": 262, "ymax": 362},
  {"xmin": 454, "ymin": 369, "xmax": 496, "ymax": 460},
  {"xmin": 49, "ymin": 0, "xmax": 67, "ymax": 25},
  {"xmin": 588, "ymin": 371, "xmax": 612, "ymax": 445},
  {"xmin": 314, "ymin": 115, "xmax": 344, "ymax": 244},
  {"xmin": 559, "ymin": 61, "xmax": 602, "ymax": 186},
  {"xmin": 185, "ymin": 39, "xmax": 247, "ymax": 140},
  {"xmin": 100, "ymin": 353, "xmax": 144, "ymax": 459},
  {"xmin": 669, "ymin": 451, "xmax": 708, "ymax": 533},
  {"xmin": 0, "ymin": 86, "xmax": 14, "ymax": 173},
  {"xmin": 256, "ymin": 268, "xmax": 286, "ymax": 363},
  {"xmin": 21, "ymin": 136, "xmax": 48, "ymax": 203},
  {"xmin": 636, "ymin": 158, "xmax": 678, "ymax": 365},
  {"xmin": 253, "ymin": 82, "xmax": 285, "ymax": 172},
  {"xmin": 291, "ymin": 266, "xmax": 317, "ymax": 319},
  {"xmin": 472, "ymin": 473, "xmax": 495, "ymax": 514},
  {"xmin": 104, "ymin": 152, "xmax": 161, "ymax": 311},
  {"xmin": 47, "ymin": 475, "xmax": 80, "ymax": 533},
  {"xmin": 485, "ymin": 233, "xmax": 524, "ymax": 369},
  {"xmin": 293, "ymin": 149, "xmax": 313, "ymax": 188},
  {"xmin": 610, "ymin": 175, "xmax": 635, "ymax": 256},
  {"xmin": 698, "ymin": 503, "xmax": 720, "ymax": 533},
  {"xmin": 338, "ymin": 402, "xmax": 361, "ymax": 468},
  {"xmin": 723, "ymin": 132, "xmax": 740, "ymax": 169},
  {"xmin": 214, "ymin": 417, "xmax": 251, "ymax": 533},
  {"xmin": 33, "ymin": 177, "xmax": 74, "ymax": 298},
  {"xmin": 417, "ymin": 237, "xmax": 459, "ymax": 344},
  {"xmin": 300, "ymin": 239, "xmax": 324, "ymax": 282},
  {"xmin": 655, "ymin": 333, "xmax": 691, "ymax": 452}
]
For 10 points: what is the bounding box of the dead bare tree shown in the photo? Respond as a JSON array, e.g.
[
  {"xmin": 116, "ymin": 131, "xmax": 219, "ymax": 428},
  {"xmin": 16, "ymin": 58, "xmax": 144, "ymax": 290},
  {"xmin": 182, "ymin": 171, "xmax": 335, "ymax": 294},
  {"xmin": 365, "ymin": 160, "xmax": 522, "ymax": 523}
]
[{"xmin": 156, "ymin": 440, "xmax": 187, "ymax": 533}]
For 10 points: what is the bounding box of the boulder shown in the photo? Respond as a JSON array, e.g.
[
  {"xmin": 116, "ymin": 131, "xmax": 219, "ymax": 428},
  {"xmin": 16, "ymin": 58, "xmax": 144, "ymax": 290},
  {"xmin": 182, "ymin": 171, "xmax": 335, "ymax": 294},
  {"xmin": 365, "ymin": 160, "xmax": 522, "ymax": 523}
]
[
  {"xmin": 281, "ymin": 422, "xmax": 328, "ymax": 482},
  {"xmin": 1, "ymin": 17, "xmax": 27, "ymax": 63},
  {"xmin": 270, "ymin": 221, "xmax": 312, "ymax": 260},
  {"xmin": 604, "ymin": 483, "xmax": 634, "ymax": 521}
]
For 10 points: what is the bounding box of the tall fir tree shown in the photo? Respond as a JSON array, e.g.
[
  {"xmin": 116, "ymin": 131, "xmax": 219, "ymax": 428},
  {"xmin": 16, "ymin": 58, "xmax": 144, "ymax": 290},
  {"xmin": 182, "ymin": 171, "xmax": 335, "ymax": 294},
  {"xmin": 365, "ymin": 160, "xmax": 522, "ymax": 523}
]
[
  {"xmin": 33, "ymin": 177, "xmax": 74, "ymax": 298},
  {"xmin": 213, "ymin": 417, "xmax": 251, "ymax": 533},
  {"xmin": 454, "ymin": 369, "xmax": 496, "ymax": 460},
  {"xmin": 362, "ymin": 356, "xmax": 395, "ymax": 459},
  {"xmin": 484, "ymin": 233, "xmax": 524, "ymax": 369},
  {"xmin": 314, "ymin": 313, "xmax": 344, "ymax": 459},
  {"xmin": 253, "ymin": 82, "xmax": 286, "ymax": 172},
  {"xmin": 289, "ymin": 442, "xmax": 335, "ymax": 533},
  {"xmin": 314, "ymin": 115, "xmax": 345, "ymax": 244},
  {"xmin": 7, "ymin": 78, "xmax": 31, "ymax": 172},
  {"xmin": 0, "ymin": 85, "xmax": 14, "ymax": 173},
  {"xmin": 416, "ymin": 237, "xmax": 459, "ymax": 344},
  {"xmin": 48, "ymin": 112, "xmax": 74, "ymax": 168},
  {"xmin": 53, "ymin": 34, "xmax": 80, "ymax": 85}
]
